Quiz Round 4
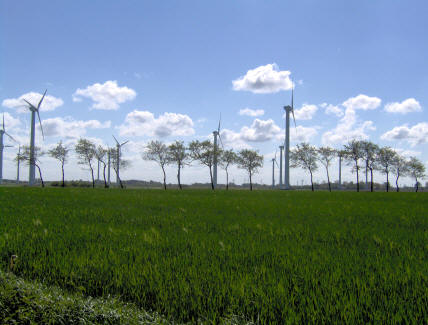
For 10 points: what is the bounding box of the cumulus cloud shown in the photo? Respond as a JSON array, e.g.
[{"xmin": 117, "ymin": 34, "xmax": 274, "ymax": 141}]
[
  {"xmin": 321, "ymin": 103, "xmax": 344, "ymax": 117},
  {"xmin": 380, "ymin": 123, "xmax": 428, "ymax": 147},
  {"xmin": 232, "ymin": 63, "xmax": 293, "ymax": 94},
  {"xmin": 72, "ymin": 80, "xmax": 136, "ymax": 110},
  {"xmin": 321, "ymin": 94, "xmax": 380, "ymax": 145},
  {"xmin": 42, "ymin": 117, "xmax": 111, "ymax": 138},
  {"xmin": 393, "ymin": 148, "xmax": 421, "ymax": 157},
  {"xmin": 2, "ymin": 92, "xmax": 64, "ymax": 112},
  {"xmin": 293, "ymin": 104, "xmax": 318, "ymax": 120},
  {"xmin": 239, "ymin": 108, "xmax": 265, "ymax": 117},
  {"xmin": 384, "ymin": 98, "xmax": 421, "ymax": 114},
  {"xmin": 118, "ymin": 110, "xmax": 194, "ymax": 138},
  {"xmin": 2, "ymin": 112, "xmax": 21, "ymax": 130},
  {"xmin": 290, "ymin": 126, "xmax": 318, "ymax": 143},
  {"xmin": 240, "ymin": 119, "xmax": 281, "ymax": 142}
]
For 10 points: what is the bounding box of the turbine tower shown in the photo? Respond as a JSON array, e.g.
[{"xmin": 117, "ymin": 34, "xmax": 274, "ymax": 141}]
[
  {"xmin": 283, "ymin": 84, "xmax": 296, "ymax": 190},
  {"xmin": 271, "ymin": 150, "xmax": 279, "ymax": 188},
  {"xmin": 0, "ymin": 114, "xmax": 18, "ymax": 184},
  {"xmin": 107, "ymin": 148, "xmax": 111, "ymax": 187},
  {"xmin": 16, "ymin": 145, "xmax": 21, "ymax": 184},
  {"xmin": 338, "ymin": 150, "xmax": 344, "ymax": 190},
  {"xmin": 113, "ymin": 136, "xmax": 129, "ymax": 186},
  {"xmin": 22, "ymin": 90, "xmax": 46, "ymax": 186},
  {"xmin": 212, "ymin": 115, "xmax": 223, "ymax": 189},
  {"xmin": 279, "ymin": 145, "xmax": 284, "ymax": 188}
]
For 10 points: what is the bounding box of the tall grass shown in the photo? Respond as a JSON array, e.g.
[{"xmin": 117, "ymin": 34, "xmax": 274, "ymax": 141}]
[{"xmin": 0, "ymin": 188, "xmax": 427, "ymax": 323}]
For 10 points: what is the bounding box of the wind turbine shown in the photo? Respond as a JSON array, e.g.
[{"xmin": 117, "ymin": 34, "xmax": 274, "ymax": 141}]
[
  {"xmin": 113, "ymin": 135, "xmax": 129, "ymax": 186},
  {"xmin": 338, "ymin": 150, "xmax": 345, "ymax": 190},
  {"xmin": 22, "ymin": 90, "xmax": 46, "ymax": 186},
  {"xmin": 0, "ymin": 114, "xmax": 18, "ymax": 184},
  {"xmin": 107, "ymin": 147, "xmax": 111, "ymax": 187},
  {"xmin": 16, "ymin": 145, "xmax": 21, "ymax": 184},
  {"xmin": 271, "ymin": 149, "xmax": 279, "ymax": 188},
  {"xmin": 283, "ymin": 83, "xmax": 296, "ymax": 190},
  {"xmin": 212, "ymin": 115, "xmax": 223, "ymax": 189},
  {"xmin": 279, "ymin": 145, "xmax": 284, "ymax": 188}
]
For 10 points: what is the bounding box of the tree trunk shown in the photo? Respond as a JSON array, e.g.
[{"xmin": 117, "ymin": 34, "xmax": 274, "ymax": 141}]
[
  {"xmin": 209, "ymin": 166, "xmax": 214, "ymax": 190},
  {"xmin": 249, "ymin": 171, "xmax": 252, "ymax": 191},
  {"xmin": 61, "ymin": 162, "xmax": 65, "ymax": 187},
  {"xmin": 226, "ymin": 168, "xmax": 229, "ymax": 190},
  {"xmin": 177, "ymin": 164, "xmax": 182, "ymax": 190},
  {"xmin": 162, "ymin": 165, "xmax": 167, "ymax": 190},
  {"xmin": 415, "ymin": 177, "xmax": 419, "ymax": 192},
  {"xmin": 326, "ymin": 166, "xmax": 331, "ymax": 192},
  {"xmin": 36, "ymin": 164, "xmax": 44, "ymax": 187},
  {"xmin": 355, "ymin": 161, "xmax": 359, "ymax": 192},
  {"xmin": 370, "ymin": 168, "xmax": 374, "ymax": 192},
  {"xmin": 103, "ymin": 163, "xmax": 108, "ymax": 188},
  {"xmin": 386, "ymin": 171, "xmax": 389, "ymax": 192},
  {"xmin": 396, "ymin": 172, "xmax": 400, "ymax": 192},
  {"xmin": 310, "ymin": 170, "xmax": 314, "ymax": 192},
  {"xmin": 90, "ymin": 165, "xmax": 95, "ymax": 188}
]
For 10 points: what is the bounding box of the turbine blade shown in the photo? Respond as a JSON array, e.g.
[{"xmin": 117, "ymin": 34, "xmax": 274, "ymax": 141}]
[
  {"xmin": 22, "ymin": 98, "xmax": 37, "ymax": 109},
  {"xmin": 218, "ymin": 113, "xmax": 221, "ymax": 133},
  {"xmin": 291, "ymin": 108, "xmax": 297, "ymax": 129},
  {"xmin": 112, "ymin": 135, "xmax": 119, "ymax": 145},
  {"xmin": 5, "ymin": 131, "xmax": 18, "ymax": 143},
  {"xmin": 275, "ymin": 160, "xmax": 279, "ymax": 168},
  {"xmin": 37, "ymin": 89, "xmax": 47, "ymax": 110},
  {"xmin": 218, "ymin": 132, "xmax": 224, "ymax": 149},
  {"xmin": 36, "ymin": 110, "xmax": 45, "ymax": 140},
  {"xmin": 291, "ymin": 82, "xmax": 297, "ymax": 129},
  {"xmin": 2, "ymin": 113, "xmax": 4, "ymax": 131},
  {"xmin": 121, "ymin": 140, "xmax": 129, "ymax": 146}
]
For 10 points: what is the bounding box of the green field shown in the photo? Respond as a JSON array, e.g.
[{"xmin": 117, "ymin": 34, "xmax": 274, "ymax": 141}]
[{"xmin": 0, "ymin": 188, "xmax": 427, "ymax": 323}]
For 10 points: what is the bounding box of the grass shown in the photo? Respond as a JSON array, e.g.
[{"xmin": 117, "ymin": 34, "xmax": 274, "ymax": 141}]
[{"xmin": 0, "ymin": 187, "xmax": 427, "ymax": 323}]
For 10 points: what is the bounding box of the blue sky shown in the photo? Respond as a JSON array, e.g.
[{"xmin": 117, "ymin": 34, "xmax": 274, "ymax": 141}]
[{"xmin": 1, "ymin": 0, "xmax": 427, "ymax": 186}]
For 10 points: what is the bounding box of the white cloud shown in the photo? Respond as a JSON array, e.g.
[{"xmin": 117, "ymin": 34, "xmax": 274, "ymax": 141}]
[
  {"xmin": 2, "ymin": 112, "xmax": 21, "ymax": 130},
  {"xmin": 342, "ymin": 94, "xmax": 381, "ymax": 111},
  {"xmin": 232, "ymin": 63, "xmax": 293, "ymax": 94},
  {"xmin": 239, "ymin": 108, "xmax": 265, "ymax": 117},
  {"xmin": 2, "ymin": 92, "xmax": 64, "ymax": 112},
  {"xmin": 321, "ymin": 94, "xmax": 380, "ymax": 145},
  {"xmin": 381, "ymin": 123, "xmax": 428, "ymax": 147},
  {"xmin": 291, "ymin": 126, "xmax": 318, "ymax": 143},
  {"xmin": 293, "ymin": 104, "xmax": 318, "ymax": 120},
  {"xmin": 72, "ymin": 80, "xmax": 136, "ymax": 110},
  {"xmin": 393, "ymin": 148, "xmax": 421, "ymax": 157},
  {"xmin": 384, "ymin": 98, "xmax": 421, "ymax": 114},
  {"xmin": 240, "ymin": 119, "xmax": 281, "ymax": 142},
  {"xmin": 322, "ymin": 103, "xmax": 344, "ymax": 117},
  {"xmin": 118, "ymin": 110, "xmax": 194, "ymax": 138},
  {"xmin": 42, "ymin": 117, "xmax": 111, "ymax": 139}
]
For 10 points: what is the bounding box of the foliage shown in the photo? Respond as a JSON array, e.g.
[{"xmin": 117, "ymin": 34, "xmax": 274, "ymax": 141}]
[
  {"xmin": 48, "ymin": 140, "xmax": 70, "ymax": 187},
  {"xmin": 236, "ymin": 149, "xmax": 263, "ymax": 190},
  {"xmin": 219, "ymin": 149, "xmax": 238, "ymax": 190},
  {"xmin": 376, "ymin": 147, "xmax": 397, "ymax": 192},
  {"xmin": 17, "ymin": 145, "xmax": 45, "ymax": 187},
  {"xmin": 407, "ymin": 156, "xmax": 426, "ymax": 192},
  {"xmin": 360, "ymin": 141, "xmax": 379, "ymax": 192},
  {"xmin": 143, "ymin": 140, "xmax": 170, "ymax": 190},
  {"xmin": 188, "ymin": 140, "xmax": 216, "ymax": 189},
  {"xmin": 75, "ymin": 138, "xmax": 96, "ymax": 188},
  {"xmin": 167, "ymin": 141, "xmax": 190, "ymax": 190},
  {"xmin": 343, "ymin": 140, "xmax": 364, "ymax": 192},
  {"xmin": 317, "ymin": 146, "xmax": 335, "ymax": 192},
  {"xmin": 290, "ymin": 142, "xmax": 318, "ymax": 191},
  {"xmin": 0, "ymin": 188, "xmax": 427, "ymax": 324}
]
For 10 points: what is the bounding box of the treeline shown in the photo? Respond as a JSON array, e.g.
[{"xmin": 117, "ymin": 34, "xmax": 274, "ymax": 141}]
[{"xmin": 291, "ymin": 140, "xmax": 426, "ymax": 192}]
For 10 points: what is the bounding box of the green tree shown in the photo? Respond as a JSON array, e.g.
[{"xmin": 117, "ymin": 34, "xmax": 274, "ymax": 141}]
[
  {"xmin": 344, "ymin": 140, "xmax": 364, "ymax": 192},
  {"xmin": 376, "ymin": 147, "xmax": 397, "ymax": 192},
  {"xmin": 407, "ymin": 157, "xmax": 426, "ymax": 192},
  {"xmin": 94, "ymin": 145, "xmax": 109, "ymax": 188},
  {"xmin": 168, "ymin": 141, "xmax": 190, "ymax": 190},
  {"xmin": 390, "ymin": 154, "xmax": 409, "ymax": 192},
  {"xmin": 360, "ymin": 141, "xmax": 379, "ymax": 192},
  {"xmin": 188, "ymin": 140, "xmax": 217, "ymax": 190},
  {"xmin": 75, "ymin": 138, "xmax": 96, "ymax": 188},
  {"xmin": 19, "ymin": 145, "xmax": 45, "ymax": 187},
  {"xmin": 48, "ymin": 140, "xmax": 70, "ymax": 187},
  {"xmin": 219, "ymin": 149, "xmax": 238, "ymax": 190},
  {"xmin": 291, "ymin": 143, "xmax": 318, "ymax": 191},
  {"xmin": 237, "ymin": 149, "xmax": 263, "ymax": 191},
  {"xmin": 143, "ymin": 140, "xmax": 170, "ymax": 190},
  {"xmin": 317, "ymin": 146, "xmax": 335, "ymax": 192}
]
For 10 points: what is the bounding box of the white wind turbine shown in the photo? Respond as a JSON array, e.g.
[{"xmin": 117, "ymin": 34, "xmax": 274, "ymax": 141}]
[
  {"xmin": 212, "ymin": 115, "xmax": 224, "ymax": 189},
  {"xmin": 283, "ymin": 83, "xmax": 296, "ymax": 190},
  {"xmin": 279, "ymin": 145, "xmax": 284, "ymax": 188},
  {"xmin": 113, "ymin": 135, "xmax": 129, "ymax": 186},
  {"xmin": 16, "ymin": 145, "xmax": 21, "ymax": 184},
  {"xmin": 271, "ymin": 149, "xmax": 279, "ymax": 188},
  {"xmin": 22, "ymin": 90, "xmax": 46, "ymax": 186},
  {"xmin": 0, "ymin": 114, "xmax": 18, "ymax": 184}
]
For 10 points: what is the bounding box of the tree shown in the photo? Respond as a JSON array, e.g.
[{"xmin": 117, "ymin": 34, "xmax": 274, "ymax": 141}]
[
  {"xmin": 360, "ymin": 141, "xmax": 379, "ymax": 192},
  {"xmin": 344, "ymin": 140, "xmax": 364, "ymax": 192},
  {"xmin": 376, "ymin": 147, "xmax": 397, "ymax": 192},
  {"xmin": 317, "ymin": 146, "xmax": 335, "ymax": 192},
  {"xmin": 219, "ymin": 149, "xmax": 238, "ymax": 190},
  {"xmin": 75, "ymin": 138, "xmax": 96, "ymax": 188},
  {"xmin": 407, "ymin": 157, "xmax": 425, "ymax": 192},
  {"xmin": 390, "ymin": 154, "xmax": 409, "ymax": 192},
  {"xmin": 188, "ymin": 140, "xmax": 217, "ymax": 190},
  {"xmin": 236, "ymin": 149, "xmax": 263, "ymax": 191},
  {"xmin": 167, "ymin": 141, "xmax": 190, "ymax": 190},
  {"xmin": 143, "ymin": 140, "xmax": 170, "ymax": 190},
  {"xmin": 290, "ymin": 143, "xmax": 318, "ymax": 191},
  {"xmin": 110, "ymin": 147, "xmax": 130, "ymax": 189},
  {"xmin": 19, "ymin": 145, "xmax": 45, "ymax": 187},
  {"xmin": 94, "ymin": 145, "xmax": 108, "ymax": 188},
  {"xmin": 48, "ymin": 141, "xmax": 70, "ymax": 187}
]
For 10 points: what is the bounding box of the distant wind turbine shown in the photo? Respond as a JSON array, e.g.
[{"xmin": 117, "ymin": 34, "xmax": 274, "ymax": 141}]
[
  {"xmin": 0, "ymin": 114, "xmax": 18, "ymax": 184},
  {"xmin": 283, "ymin": 83, "xmax": 296, "ymax": 190},
  {"xmin": 113, "ymin": 135, "xmax": 129, "ymax": 187},
  {"xmin": 22, "ymin": 90, "xmax": 46, "ymax": 185},
  {"xmin": 271, "ymin": 149, "xmax": 279, "ymax": 188},
  {"xmin": 212, "ymin": 115, "xmax": 223, "ymax": 189}
]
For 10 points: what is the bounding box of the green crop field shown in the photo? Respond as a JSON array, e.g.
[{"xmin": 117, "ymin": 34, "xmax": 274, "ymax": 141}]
[{"xmin": 0, "ymin": 187, "xmax": 427, "ymax": 324}]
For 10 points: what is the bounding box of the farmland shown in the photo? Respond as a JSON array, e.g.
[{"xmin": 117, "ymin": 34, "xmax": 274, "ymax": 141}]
[{"xmin": 0, "ymin": 187, "xmax": 427, "ymax": 323}]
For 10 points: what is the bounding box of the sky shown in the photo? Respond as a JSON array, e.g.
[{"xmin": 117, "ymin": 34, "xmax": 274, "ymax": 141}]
[{"xmin": 1, "ymin": 0, "xmax": 428, "ymax": 187}]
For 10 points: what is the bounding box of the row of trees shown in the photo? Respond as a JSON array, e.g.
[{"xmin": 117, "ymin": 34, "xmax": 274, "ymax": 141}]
[
  {"xmin": 17, "ymin": 138, "xmax": 264, "ymax": 190},
  {"xmin": 143, "ymin": 140, "xmax": 263, "ymax": 190},
  {"xmin": 290, "ymin": 140, "xmax": 426, "ymax": 192}
]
